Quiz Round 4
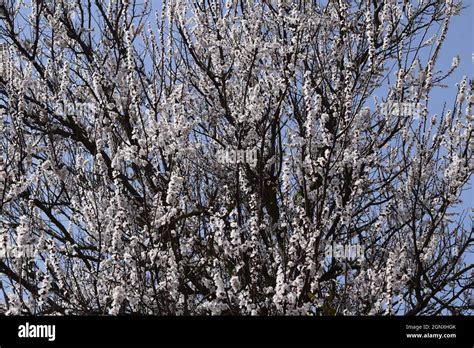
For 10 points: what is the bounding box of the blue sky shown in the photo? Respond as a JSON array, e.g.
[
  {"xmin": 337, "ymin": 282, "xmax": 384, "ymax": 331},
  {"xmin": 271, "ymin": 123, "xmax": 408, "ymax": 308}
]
[
  {"xmin": 439, "ymin": 2, "xmax": 473, "ymax": 264},
  {"xmin": 436, "ymin": 3, "xmax": 473, "ymax": 220}
]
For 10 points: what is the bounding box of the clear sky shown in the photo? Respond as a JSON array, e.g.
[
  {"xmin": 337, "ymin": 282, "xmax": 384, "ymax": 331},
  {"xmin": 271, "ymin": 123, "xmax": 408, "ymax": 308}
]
[
  {"xmin": 436, "ymin": 2, "xmax": 473, "ymax": 218},
  {"xmin": 440, "ymin": 1, "xmax": 473, "ymax": 264}
]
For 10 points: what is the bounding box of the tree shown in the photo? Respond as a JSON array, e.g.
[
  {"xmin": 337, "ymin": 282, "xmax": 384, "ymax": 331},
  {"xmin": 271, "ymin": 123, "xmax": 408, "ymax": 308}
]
[{"xmin": 0, "ymin": 0, "xmax": 472, "ymax": 315}]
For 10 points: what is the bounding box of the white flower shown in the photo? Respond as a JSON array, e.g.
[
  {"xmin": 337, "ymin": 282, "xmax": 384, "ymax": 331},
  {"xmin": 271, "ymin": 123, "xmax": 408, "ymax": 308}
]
[
  {"xmin": 110, "ymin": 286, "xmax": 125, "ymax": 315},
  {"xmin": 231, "ymin": 275, "xmax": 240, "ymax": 292},
  {"xmin": 451, "ymin": 55, "xmax": 459, "ymax": 68},
  {"xmin": 166, "ymin": 173, "xmax": 183, "ymax": 206}
]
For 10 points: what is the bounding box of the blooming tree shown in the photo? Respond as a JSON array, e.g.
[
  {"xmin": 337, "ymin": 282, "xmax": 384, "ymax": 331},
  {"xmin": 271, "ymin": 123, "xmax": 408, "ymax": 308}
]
[{"xmin": 0, "ymin": 0, "xmax": 472, "ymax": 315}]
